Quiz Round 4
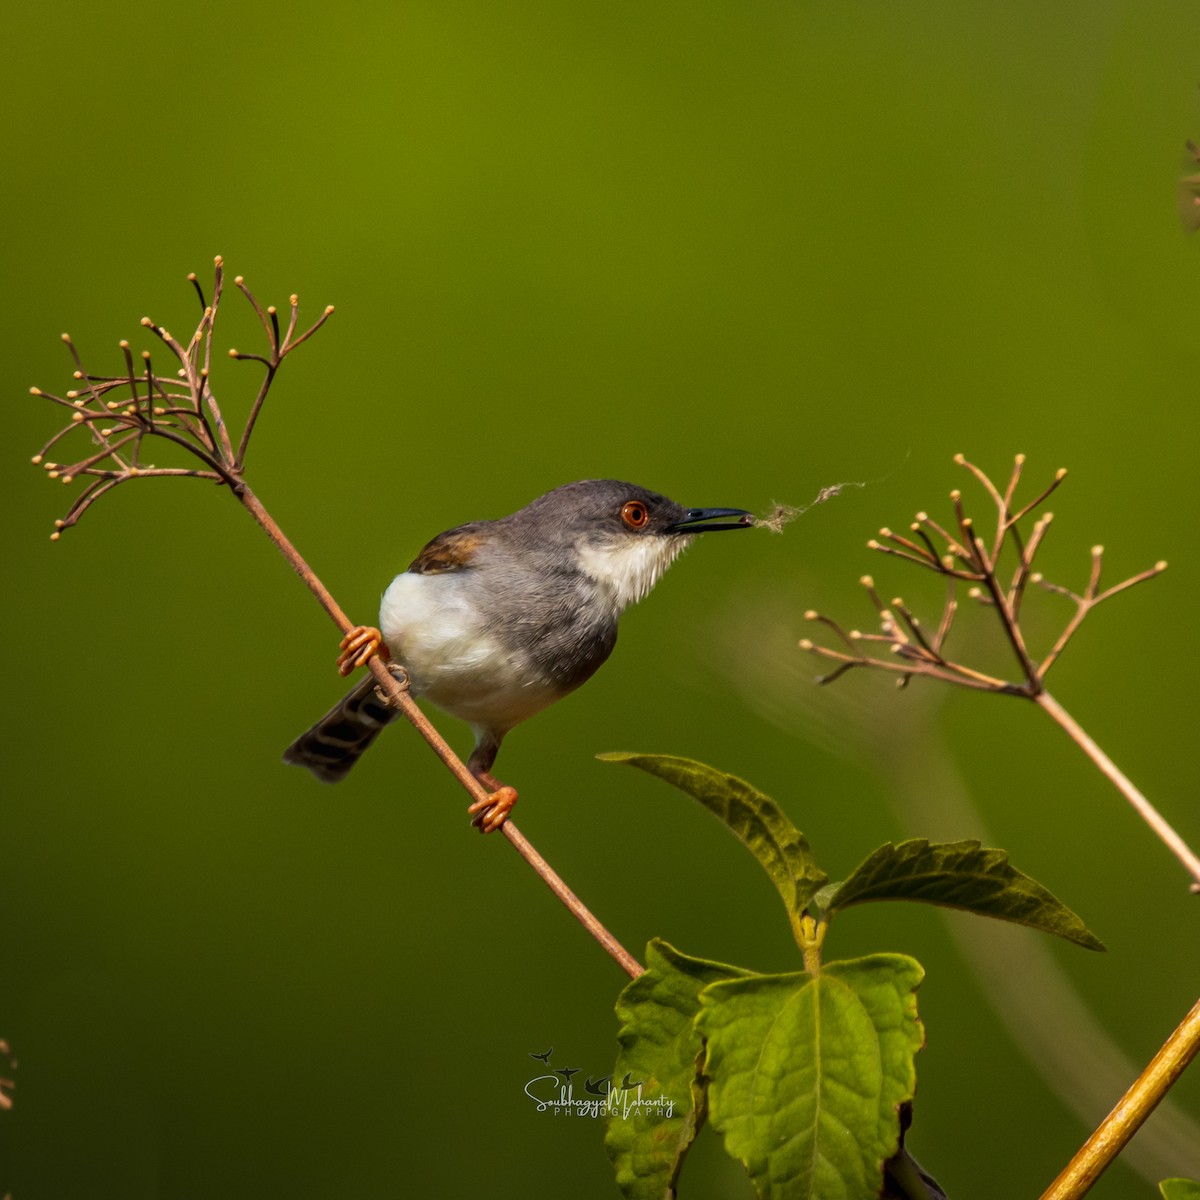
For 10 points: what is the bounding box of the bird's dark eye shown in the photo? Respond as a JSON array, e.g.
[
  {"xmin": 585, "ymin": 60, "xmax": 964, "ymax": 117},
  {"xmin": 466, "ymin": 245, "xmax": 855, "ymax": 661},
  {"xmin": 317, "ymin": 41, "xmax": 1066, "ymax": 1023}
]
[{"xmin": 620, "ymin": 500, "xmax": 650, "ymax": 529}]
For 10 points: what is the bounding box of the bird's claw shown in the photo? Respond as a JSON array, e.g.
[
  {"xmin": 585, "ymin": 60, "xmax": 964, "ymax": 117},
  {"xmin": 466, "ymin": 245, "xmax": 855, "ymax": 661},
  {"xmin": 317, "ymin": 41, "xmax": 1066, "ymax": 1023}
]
[
  {"xmin": 468, "ymin": 786, "xmax": 518, "ymax": 834},
  {"xmin": 337, "ymin": 625, "xmax": 390, "ymax": 676}
]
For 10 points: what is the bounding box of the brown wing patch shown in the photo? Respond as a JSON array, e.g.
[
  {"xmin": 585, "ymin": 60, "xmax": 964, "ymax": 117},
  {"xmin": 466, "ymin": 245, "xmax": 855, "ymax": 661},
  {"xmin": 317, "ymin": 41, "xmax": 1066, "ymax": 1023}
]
[{"xmin": 409, "ymin": 527, "xmax": 484, "ymax": 574}]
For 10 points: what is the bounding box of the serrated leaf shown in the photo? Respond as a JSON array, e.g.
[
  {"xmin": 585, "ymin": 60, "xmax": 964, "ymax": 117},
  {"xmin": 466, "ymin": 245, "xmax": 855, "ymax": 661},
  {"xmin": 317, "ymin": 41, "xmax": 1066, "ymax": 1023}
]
[
  {"xmin": 826, "ymin": 839, "xmax": 1105, "ymax": 952},
  {"xmin": 697, "ymin": 955, "xmax": 925, "ymax": 1200},
  {"xmin": 607, "ymin": 940, "xmax": 752, "ymax": 1200},
  {"xmin": 599, "ymin": 753, "xmax": 828, "ymax": 927},
  {"xmin": 1161, "ymin": 1180, "xmax": 1200, "ymax": 1200}
]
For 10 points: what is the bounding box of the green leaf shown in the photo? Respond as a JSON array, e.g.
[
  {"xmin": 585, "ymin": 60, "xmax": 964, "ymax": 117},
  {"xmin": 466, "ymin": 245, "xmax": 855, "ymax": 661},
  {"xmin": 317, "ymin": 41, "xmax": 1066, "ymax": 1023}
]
[
  {"xmin": 1161, "ymin": 1180, "xmax": 1200, "ymax": 1200},
  {"xmin": 825, "ymin": 839, "xmax": 1105, "ymax": 952},
  {"xmin": 606, "ymin": 940, "xmax": 752, "ymax": 1200},
  {"xmin": 697, "ymin": 955, "xmax": 925, "ymax": 1200},
  {"xmin": 807, "ymin": 881, "xmax": 842, "ymax": 922},
  {"xmin": 599, "ymin": 753, "xmax": 828, "ymax": 927}
]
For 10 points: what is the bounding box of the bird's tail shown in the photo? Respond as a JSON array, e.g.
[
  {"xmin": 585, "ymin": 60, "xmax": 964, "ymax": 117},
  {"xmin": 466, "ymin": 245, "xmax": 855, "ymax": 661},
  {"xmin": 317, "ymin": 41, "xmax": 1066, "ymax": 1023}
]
[{"xmin": 283, "ymin": 677, "xmax": 399, "ymax": 782}]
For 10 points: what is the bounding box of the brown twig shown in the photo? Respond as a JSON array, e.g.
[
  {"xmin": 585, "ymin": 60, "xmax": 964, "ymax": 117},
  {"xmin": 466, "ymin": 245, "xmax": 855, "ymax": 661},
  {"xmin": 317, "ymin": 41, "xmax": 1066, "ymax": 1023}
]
[
  {"xmin": 1039, "ymin": 993, "xmax": 1200, "ymax": 1199},
  {"xmin": 29, "ymin": 258, "xmax": 643, "ymax": 981},
  {"xmin": 1035, "ymin": 692, "xmax": 1200, "ymax": 893}
]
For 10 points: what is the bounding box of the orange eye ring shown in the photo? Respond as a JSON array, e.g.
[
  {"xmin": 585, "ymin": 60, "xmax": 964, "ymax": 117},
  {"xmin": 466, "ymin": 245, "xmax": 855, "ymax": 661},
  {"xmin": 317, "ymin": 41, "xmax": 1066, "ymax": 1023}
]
[{"xmin": 621, "ymin": 500, "xmax": 650, "ymax": 529}]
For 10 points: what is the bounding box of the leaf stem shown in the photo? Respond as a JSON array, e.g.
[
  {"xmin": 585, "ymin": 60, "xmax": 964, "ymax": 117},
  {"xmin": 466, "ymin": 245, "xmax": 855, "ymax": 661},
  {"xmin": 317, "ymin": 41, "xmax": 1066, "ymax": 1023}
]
[
  {"xmin": 1039, "ymin": 993, "xmax": 1200, "ymax": 1200},
  {"xmin": 799, "ymin": 914, "xmax": 823, "ymax": 976},
  {"xmin": 1035, "ymin": 692, "xmax": 1200, "ymax": 892}
]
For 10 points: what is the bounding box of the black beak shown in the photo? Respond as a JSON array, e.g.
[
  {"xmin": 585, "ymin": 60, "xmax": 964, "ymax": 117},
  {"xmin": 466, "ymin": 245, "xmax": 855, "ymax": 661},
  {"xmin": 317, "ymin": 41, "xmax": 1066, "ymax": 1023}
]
[{"xmin": 670, "ymin": 507, "xmax": 755, "ymax": 533}]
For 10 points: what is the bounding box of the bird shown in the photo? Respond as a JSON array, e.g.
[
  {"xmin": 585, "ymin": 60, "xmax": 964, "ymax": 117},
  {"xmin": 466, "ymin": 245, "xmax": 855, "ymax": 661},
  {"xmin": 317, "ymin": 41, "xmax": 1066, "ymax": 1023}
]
[
  {"xmin": 283, "ymin": 479, "xmax": 752, "ymax": 830},
  {"xmin": 529, "ymin": 1047, "xmax": 554, "ymax": 1065}
]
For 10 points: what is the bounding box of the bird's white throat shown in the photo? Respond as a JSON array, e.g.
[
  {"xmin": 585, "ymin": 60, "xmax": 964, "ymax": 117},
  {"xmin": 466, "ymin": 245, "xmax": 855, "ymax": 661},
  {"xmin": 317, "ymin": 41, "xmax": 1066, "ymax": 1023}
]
[{"xmin": 576, "ymin": 535, "xmax": 690, "ymax": 612}]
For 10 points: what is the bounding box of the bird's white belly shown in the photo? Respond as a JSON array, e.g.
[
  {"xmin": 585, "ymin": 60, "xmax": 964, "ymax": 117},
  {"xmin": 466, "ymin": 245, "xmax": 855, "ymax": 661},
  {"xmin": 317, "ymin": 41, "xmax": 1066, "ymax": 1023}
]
[{"xmin": 379, "ymin": 572, "xmax": 560, "ymax": 732}]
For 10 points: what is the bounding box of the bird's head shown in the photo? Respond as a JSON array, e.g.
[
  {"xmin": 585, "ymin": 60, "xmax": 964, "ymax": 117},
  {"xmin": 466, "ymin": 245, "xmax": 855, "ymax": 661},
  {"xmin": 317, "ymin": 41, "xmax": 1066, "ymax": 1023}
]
[{"xmin": 513, "ymin": 479, "xmax": 752, "ymax": 611}]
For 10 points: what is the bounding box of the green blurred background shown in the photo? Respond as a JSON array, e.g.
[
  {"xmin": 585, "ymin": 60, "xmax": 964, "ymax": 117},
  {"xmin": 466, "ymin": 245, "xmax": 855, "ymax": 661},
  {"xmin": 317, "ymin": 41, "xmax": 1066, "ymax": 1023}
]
[{"xmin": 3, "ymin": 2, "xmax": 1199, "ymax": 1196}]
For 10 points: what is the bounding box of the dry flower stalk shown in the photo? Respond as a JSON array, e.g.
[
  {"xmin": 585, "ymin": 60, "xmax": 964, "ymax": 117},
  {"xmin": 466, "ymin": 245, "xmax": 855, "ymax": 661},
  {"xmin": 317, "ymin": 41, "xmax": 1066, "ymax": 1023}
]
[
  {"xmin": 31, "ymin": 262, "xmax": 333, "ymax": 537},
  {"xmin": 800, "ymin": 454, "xmax": 1199, "ymax": 892},
  {"xmin": 28, "ymin": 258, "xmax": 642, "ymax": 980}
]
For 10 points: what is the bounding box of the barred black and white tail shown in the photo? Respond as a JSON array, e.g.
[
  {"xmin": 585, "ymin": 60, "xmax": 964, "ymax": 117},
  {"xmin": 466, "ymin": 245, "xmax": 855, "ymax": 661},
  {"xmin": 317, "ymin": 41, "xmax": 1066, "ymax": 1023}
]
[{"xmin": 283, "ymin": 678, "xmax": 399, "ymax": 782}]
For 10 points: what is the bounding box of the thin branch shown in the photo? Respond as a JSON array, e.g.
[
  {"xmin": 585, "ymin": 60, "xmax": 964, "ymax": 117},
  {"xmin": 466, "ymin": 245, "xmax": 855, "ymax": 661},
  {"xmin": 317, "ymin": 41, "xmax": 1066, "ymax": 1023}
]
[
  {"xmin": 235, "ymin": 362, "xmax": 277, "ymax": 468},
  {"xmin": 931, "ymin": 576, "xmax": 957, "ymax": 655},
  {"xmin": 285, "ymin": 303, "xmax": 335, "ymax": 351},
  {"xmin": 1000, "ymin": 452, "xmax": 1026, "ymax": 514},
  {"xmin": 890, "ymin": 596, "xmax": 938, "ymax": 660},
  {"xmin": 1094, "ymin": 560, "xmax": 1169, "ymax": 605},
  {"xmin": 954, "ymin": 453, "xmax": 1020, "ymax": 566},
  {"xmin": 1008, "ymin": 466, "xmax": 1068, "ymax": 526},
  {"xmin": 950, "ymin": 493, "xmax": 981, "ymax": 569},
  {"xmin": 1036, "ymin": 691, "xmax": 1200, "ymax": 891},
  {"xmin": 282, "ymin": 294, "xmax": 300, "ymax": 348},
  {"xmin": 206, "ymin": 259, "xmax": 225, "ymax": 367},
  {"xmin": 971, "ymin": 533, "xmax": 1041, "ymax": 688},
  {"xmin": 228, "ymin": 351, "xmax": 272, "ymax": 368},
  {"xmin": 233, "ymin": 299, "xmax": 334, "ymax": 467},
  {"xmin": 800, "ymin": 639, "xmax": 1011, "ymax": 692},
  {"xmin": 119, "ymin": 338, "xmax": 141, "ymax": 409},
  {"xmin": 914, "ymin": 510, "xmax": 976, "ymax": 568},
  {"xmin": 1039, "ymin": 992, "xmax": 1200, "ymax": 1200},
  {"xmin": 876, "ymin": 526, "xmax": 939, "ymax": 567},
  {"xmin": 868, "ymin": 537, "xmax": 976, "ymax": 578},
  {"xmin": 1035, "ymin": 554, "xmax": 1168, "ymax": 681},
  {"xmin": 1010, "ymin": 512, "xmax": 1053, "ymax": 621},
  {"xmin": 234, "ymin": 274, "xmax": 276, "ymax": 347},
  {"xmin": 910, "ymin": 520, "xmax": 943, "ymax": 566},
  {"xmin": 954, "ymin": 452, "xmax": 1005, "ymax": 512},
  {"xmin": 860, "ymin": 574, "xmax": 890, "ymax": 620},
  {"xmin": 52, "ymin": 469, "xmax": 224, "ymax": 537},
  {"xmin": 59, "ymin": 431, "xmax": 140, "ymax": 476},
  {"xmin": 803, "ymin": 609, "xmax": 858, "ymax": 653}
]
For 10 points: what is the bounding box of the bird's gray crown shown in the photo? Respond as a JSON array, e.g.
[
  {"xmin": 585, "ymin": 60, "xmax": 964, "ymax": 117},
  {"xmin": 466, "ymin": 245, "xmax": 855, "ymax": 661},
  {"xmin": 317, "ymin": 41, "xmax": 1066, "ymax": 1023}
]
[{"xmin": 503, "ymin": 479, "xmax": 686, "ymax": 546}]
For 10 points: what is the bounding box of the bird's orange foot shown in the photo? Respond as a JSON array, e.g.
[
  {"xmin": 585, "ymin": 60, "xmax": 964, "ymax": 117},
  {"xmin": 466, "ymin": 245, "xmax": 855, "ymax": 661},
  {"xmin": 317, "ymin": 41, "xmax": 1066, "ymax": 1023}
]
[
  {"xmin": 337, "ymin": 625, "xmax": 391, "ymax": 676},
  {"xmin": 468, "ymin": 786, "xmax": 518, "ymax": 834}
]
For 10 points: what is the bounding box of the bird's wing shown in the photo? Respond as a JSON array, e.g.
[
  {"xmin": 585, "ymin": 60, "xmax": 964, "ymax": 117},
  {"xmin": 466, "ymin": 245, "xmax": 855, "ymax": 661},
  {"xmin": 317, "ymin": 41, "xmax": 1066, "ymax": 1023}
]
[{"xmin": 408, "ymin": 524, "xmax": 486, "ymax": 574}]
